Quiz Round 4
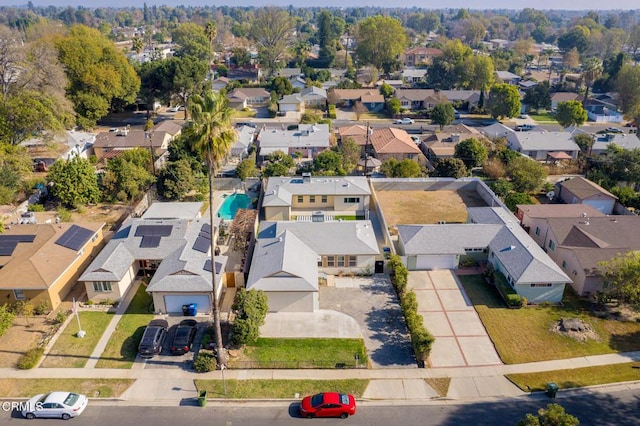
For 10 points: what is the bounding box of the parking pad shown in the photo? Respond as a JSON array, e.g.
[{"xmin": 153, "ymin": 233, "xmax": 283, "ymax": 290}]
[{"xmin": 410, "ymin": 270, "xmax": 502, "ymax": 368}]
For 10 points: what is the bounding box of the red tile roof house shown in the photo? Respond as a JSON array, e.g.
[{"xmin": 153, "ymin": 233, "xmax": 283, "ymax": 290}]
[{"xmin": 369, "ymin": 127, "xmax": 426, "ymax": 164}]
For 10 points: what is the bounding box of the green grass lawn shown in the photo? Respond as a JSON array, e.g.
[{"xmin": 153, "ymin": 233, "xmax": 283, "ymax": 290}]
[
  {"xmin": 459, "ymin": 275, "xmax": 640, "ymax": 364},
  {"xmin": 228, "ymin": 338, "xmax": 368, "ymax": 369},
  {"xmin": 0, "ymin": 378, "xmax": 134, "ymax": 398},
  {"xmin": 41, "ymin": 311, "xmax": 114, "ymax": 368},
  {"xmin": 195, "ymin": 379, "xmax": 369, "ymax": 399},
  {"xmin": 506, "ymin": 363, "xmax": 640, "ymax": 391},
  {"xmin": 231, "ymin": 109, "xmax": 257, "ymax": 118},
  {"xmin": 529, "ymin": 112, "xmax": 558, "ymax": 123},
  {"xmin": 95, "ymin": 284, "xmax": 154, "ymax": 369}
]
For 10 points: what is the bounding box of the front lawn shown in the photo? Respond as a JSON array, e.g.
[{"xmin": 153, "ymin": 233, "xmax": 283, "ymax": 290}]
[
  {"xmin": 529, "ymin": 112, "xmax": 558, "ymax": 124},
  {"xmin": 95, "ymin": 284, "xmax": 154, "ymax": 369},
  {"xmin": 195, "ymin": 379, "xmax": 369, "ymax": 399},
  {"xmin": 459, "ymin": 275, "xmax": 640, "ymax": 364},
  {"xmin": 227, "ymin": 338, "xmax": 368, "ymax": 369},
  {"xmin": 41, "ymin": 311, "xmax": 113, "ymax": 368},
  {"xmin": 506, "ymin": 363, "xmax": 640, "ymax": 391},
  {"xmin": 0, "ymin": 378, "xmax": 134, "ymax": 398}
]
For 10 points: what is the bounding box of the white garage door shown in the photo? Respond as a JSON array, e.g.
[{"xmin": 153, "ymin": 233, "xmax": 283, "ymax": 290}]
[
  {"xmin": 280, "ymin": 104, "xmax": 298, "ymax": 112},
  {"xmin": 415, "ymin": 255, "xmax": 458, "ymax": 270},
  {"xmin": 266, "ymin": 292, "xmax": 315, "ymax": 312},
  {"xmin": 164, "ymin": 295, "xmax": 211, "ymax": 314}
]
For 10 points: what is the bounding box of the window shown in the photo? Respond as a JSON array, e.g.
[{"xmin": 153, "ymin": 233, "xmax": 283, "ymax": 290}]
[
  {"xmin": 344, "ymin": 197, "xmax": 360, "ymax": 203},
  {"xmin": 297, "ymin": 195, "xmax": 303, "ymax": 203},
  {"xmin": 530, "ymin": 283, "xmax": 552, "ymax": 287},
  {"xmin": 13, "ymin": 289, "xmax": 25, "ymax": 300},
  {"xmin": 321, "ymin": 195, "xmax": 327, "ymax": 203},
  {"xmin": 326, "ymin": 256, "xmax": 335, "ymax": 267},
  {"xmin": 535, "ymin": 227, "xmax": 540, "ymax": 236},
  {"xmin": 348, "ymin": 256, "xmax": 357, "ymax": 267},
  {"xmin": 93, "ymin": 281, "xmax": 112, "ymax": 292},
  {"xmin": 309, "ymin": 196, "xmax": 315, "ymax": 203},
  {"xmin": 337, "ymin": 255, "xmax": 345, "ymax": 267},
  {"xmin": 548, "ymin": 240, "xmax": 555, "ymax": 251}
]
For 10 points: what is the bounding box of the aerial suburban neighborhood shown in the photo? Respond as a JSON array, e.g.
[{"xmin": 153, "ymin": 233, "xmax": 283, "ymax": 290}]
[{"xmin": 1, "ymin": 2, "xmax": 640, "ymax": 424}]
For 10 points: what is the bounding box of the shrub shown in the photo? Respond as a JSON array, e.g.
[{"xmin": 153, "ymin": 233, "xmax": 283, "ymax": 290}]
[
  {"xmin": 506, "ymin": 293, "xmax": 523, "ymax": 307},
  {"xmin": 193, "ymin": 350, "xmax": 217, "ymax": 372},
  {"xmin": 53, "ymin": 310, "xmax": 68, "ymax": 325},
  {"xmin": 34, "ymin": 301, "xmax": 51, "ymax": 316},
  {"xmin": 230, "ymin": 289, "xmax": 269, "ymax": 346},
  {"xmin": 57, "ymin": 207, "xmax": 72, "ymax": 222},
  {"xmin": 17, "ymin": 347, "xmax": 44, "ymax": 369},
  {"xmin": 28, "ymin": 203, "xmax": 45, "ymax": 212},
  {"xmin": 230, "ymin": 318, "xmax": 259, "ymax": 346},
  {"xmin": 411, "ymin": 328, "xmax": 435, "ymax": 360},
  {"xmin": 0, "ymin": 305, "xmax": 16, "ymax": 337},
  {"xmin": 328, "ymin": 104, "xmax": 337, "ymax": 119}
]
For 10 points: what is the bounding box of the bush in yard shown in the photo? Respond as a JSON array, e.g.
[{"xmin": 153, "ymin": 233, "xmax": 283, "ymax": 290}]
[
  {"xmin": 230, "ymin": 318, "xmax": 259, "ymax": 346},
  {"xmin": 411, "ymin": 328, "xmax": 435, "ymax": 360},
  {"xmin": 193, "ymin": 350, "xmax": 217, "ymax": 372},
  {"xmin": 230, "ymin": 289, "xmax": 268, "ymax": 346},
  {"xmin": 507, "ymin": 294, "xmax": 523, "ymax": 307},
  {"xmin": 388, "ymin": 255, "xmax": 408, "ymax": 295},
  {"xmin": 17, "ymin": 347, "xmax": 44, "ymax": 369},
  {"xmin": 0, "ymin": 305, "xmax": 15, "ymax": 337},
  {"xmin": 34, "ymin": 301, "xmax": 51, "ymax": 316}
]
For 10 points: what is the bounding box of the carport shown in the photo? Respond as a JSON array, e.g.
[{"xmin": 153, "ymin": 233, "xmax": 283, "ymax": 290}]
[{"xmin": 408, "ymin": 270, "xmax": 502, "ymax": 367}]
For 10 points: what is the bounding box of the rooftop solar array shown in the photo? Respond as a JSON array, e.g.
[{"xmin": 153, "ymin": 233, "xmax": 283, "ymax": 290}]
[
  {"xmin": 55, "ymin": 225, "xmax": 94, "ymax": 251},
  {"xmin": 193, "ymin": 235, "xmax": 211, "ymax": 253},
  {"xmin": 203, "ymin": 259, "xmax": 213, "ymax": 272},
  {"xmin": 0, "ymin": 235, "xmax": 36, "ymax": 243},
  {"xmin": 0, "ymin": 241, "xmax": 18, "ymax": 256},
  {"xmin": 135, "ymin": 225, "xmax": 173, "ymax": 237},
  {"xmin": 140, "ymin": 236, "xmax": 161, "ymax": 248}
]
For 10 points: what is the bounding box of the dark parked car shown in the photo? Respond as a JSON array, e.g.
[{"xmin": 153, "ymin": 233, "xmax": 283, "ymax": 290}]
[
  {"xmin": 138, "ymin": 319, "xmax": 168, "ymax": 358},
  {"xmin": 299, "ymin": 392, "xmax": 356, "ymax": 419},
  {"xmin": 170, "ymin": 319, "xmax": 198, "ymax": 355}
]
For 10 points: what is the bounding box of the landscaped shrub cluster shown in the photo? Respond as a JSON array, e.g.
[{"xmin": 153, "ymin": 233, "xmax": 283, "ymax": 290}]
[
  {"xmin": 388, "ymin": 255, "xmax": 435, "ymax": 365},
  {"xmin": 17, "ymin": 347, "xmax": 44, "ymax": 369},
  {"xmin": 493, "ymin": 271, "xmax": 525, "ymax": 308},
  {"xmin": 193, "ymin": 350, "xmax": 217, "ymax": 373},
  {"xmin": 230, "ymin": 289, "xmax": 269, "ymax": 347},
  {"xmin": 0, "ymin": 305, "xmax": 16, "ymax": 337},
  {"xmin": 328, "ymin": 104, "xmax": 337, "ymax": 119}
]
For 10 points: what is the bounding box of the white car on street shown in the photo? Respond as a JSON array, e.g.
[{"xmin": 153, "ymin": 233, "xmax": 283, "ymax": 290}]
[
  {"xmin": 22, "ymin": 392, "xmax": 88, "ymax": 420},
  {"xmin": 394, "ymin": 117, "xmax": 415, "ymax": 125}
]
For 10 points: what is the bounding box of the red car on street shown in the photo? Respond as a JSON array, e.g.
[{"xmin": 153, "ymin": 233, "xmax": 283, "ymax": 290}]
[{"xmin": 299, "ymin": 392, "xmax": 356, "ymax": 419}]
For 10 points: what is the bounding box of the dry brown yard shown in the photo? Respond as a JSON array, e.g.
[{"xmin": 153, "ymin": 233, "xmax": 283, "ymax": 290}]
[{"xmin": 375, "ymin": 190, "xmax": 487, "ymax": 226}]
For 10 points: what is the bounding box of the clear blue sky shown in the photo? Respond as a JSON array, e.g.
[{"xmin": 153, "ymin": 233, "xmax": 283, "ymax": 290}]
[{"xmin": 13, "ymin": 1, "xmax": 639, "ymax": 10}]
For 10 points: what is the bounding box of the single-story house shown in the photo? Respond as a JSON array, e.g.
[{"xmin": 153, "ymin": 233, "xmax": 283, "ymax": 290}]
[
  {"xmin": 395, "ymin": 89, "xmax": 441, "ymax": 111},
  {"xmin": 591, "ymin": 133, "xmax": 640, "ymax": 155},
  {"xmin": 300, "ymin": 86, "xmax": 327, "ymax": 109},
  {"xmin": 257, "ymin": 220, "xmax": 379, "ymax": 275},
  {"xmin": 421, "ymin": 126, "xmax": 482, "ymax": 161},
  {"xmin": 212, "ymin": 76, "xmax": 230, "ymax": 92},
  {"xmin": 92, "ymin": 128, "xmax": 171, "ymax": 167},
  {"xmin": 506, "ymin": 131, "xmax": 580, "ymax": 161},
  {"xmin": 369, "ymin": 127, "xmax": 425, "ymax": 163},
  {"xmin": 227, "ymin": 88, "xmax": 271, "ymax": 110},
  {"xmin": 536, "ymin": 215, "xmax": 640, "ymax": 296},
  {"xmin": 554, "ymin": 177, "xmax": 618, "ymax": 214},
  {"xmin": 495, "ymin": 70, "xmax": 522, "ymax": 85},
  {"xmin": 79, "ymin": 202, "xmax": 228, "ymax": 314},
  {"xmin": 396, "ymin": 206, "xmax": 571, "ymax": 303},
  {"xmin": 246, "ymin": 229, "xmax": 319, "ymax": 312},
  {"xmin": 480, "ymin": 123, "xmax": 515, "ymax": 140},
  {"xmin": 329, "ymin": 89, "xmax": 385, "ymax": 112},
  {"xmin": 262, "ymin": 174, "xmax": 371, "ymax": 221},
  {"xmin": 256, "ymin": 123, "xmax": 330, "ymax": 161},
  {"xmin": 278, "ymin": 94, "xmax": 305, "ymax": 113},
  {"xmin": 0, "ymin": 222, "xmax": 105, "ymax": 310},
  {"xmin": 550, "ymin": 92, "xmax": 581, "ymax": 111},
  {"xmin": 402, "ymin": 47, "xmax": 443, "ymax": 67},
  {"xmin": 231, "ymin": 125, "xmax": 256, "ymax": 159},
  {"xmin": 401, "ymin": 68, "xmax": 427, "ymax": 84},
  {"xmin": 227, "ymin": 67, "xmax": 262, "ymax": 84}
]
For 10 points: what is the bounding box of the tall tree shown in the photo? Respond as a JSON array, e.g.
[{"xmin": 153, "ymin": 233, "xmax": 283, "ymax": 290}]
[
  {"xmin": 506, "ymin": 156, "xmax": 547, "ymax": 193},
  {"xmin": 355, "ymin": 16, "xmax": 407, "ymax": 74},
  {"xmin": 47, "ymin": 155, "xmax": 101, "ymax": 208},
  {"xmin": 486, "ymin": 84, "xmax": 521, "ymax": 119},
  {"xmin": 555, "ymin": 100, "xmax": 588, "ymax": 128},
  {"xmin": 249, "ymin": 7, "xmax": 294, "ymax": 75},
  {"xmin": 313, "ymin": 150, "xmax": 345, "ymax": 176},
  {"xmin": 184, "ymin": 91, "xmax": 236, "ymax": 369},
  {"xmin": 433, "ymin": 158, "xmax": 468, "ymax": 178},
  {"xmin": 172, "ymin": 22, "xmax": 210, "ymax": 62},
  {"xmin": 454, "ymin": 138, "xmax": 488, "ymax": 168},
  {"xmin": 615, "ymin": 64, "xmax": 640, "ymax": 127},
  {"xmin": 336, "ymin": 137, "xmax": 361, "ymax": 173},
  {"xmin": 427, "ymin": 39, "xmax": 473, "ymax": 89},
  {"xmin": 55, "ymin": 25, "xmax": 140, "ymax": 128},
  {"xmin": 523, "ymin": 81, "xmax": 551, "ymax": 112},
  {"xmin": 430, "ymin": 103, "xmax": 455, "ymax": 130},
  {"xmin": 380, "ymin": 158, "xmax": 422, "ymax": 178},
  {"xmin": 204, "ymin": 21, "xmax": 217, "ymax": 66},
  {"xmin": 163, "ymin": 56, "xmax": 208, "ymax": 121}
]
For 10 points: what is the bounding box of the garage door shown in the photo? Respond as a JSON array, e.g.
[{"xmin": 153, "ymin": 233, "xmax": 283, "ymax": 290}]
[
  {"xmin": 163, "ymin": 295, "xmax": 211, "ymax": 314},
  {"xmin": 415, "ymin": 255, "xmax": 458, "ymax": 270}
]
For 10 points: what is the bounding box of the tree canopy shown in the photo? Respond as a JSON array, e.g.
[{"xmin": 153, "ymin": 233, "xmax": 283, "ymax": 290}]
[
  {"xmin": 249, "ymin": 7, "xmax": 294, "ymax": 74},
  {"xmin": 486, "ymin": 83, "xmax": 521, "ymax": 119},
  {"xmin": 506, "ymin": 156, "xmax": 547, "ymax": 193},
  {"xmin": 555, "ymin": 100, "xmax": 587, "ymax": 128},
  {"xmin": 516, "ymin": 403, "xmax": 579, "ymax": 426},
  {"xmin": 454, "ymin": 138, "xmax": 488, "ymax": 168},
  {"xmin": 431, "ymin": 103, "xmax": 456, "ymax": 130},
  {"xmin": 47, "ymin": 155, "xmax": 101, "ymax": 208},
  {"xmin": 380, "ymin": 158, "xmax": 422, "ymax": 178},
  {"xmin": 355, "ymin": 16, "xmax": 407, "ymax": 74}
]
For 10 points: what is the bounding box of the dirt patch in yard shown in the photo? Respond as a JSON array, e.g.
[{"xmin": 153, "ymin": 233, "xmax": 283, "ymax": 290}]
[
  {"xmin": 375, "ymin": 190, "xmax": 487, "ymax": 226},
  {"xmin": 0, "ymin": 316, "xmax": 54, "ymax": 368}
]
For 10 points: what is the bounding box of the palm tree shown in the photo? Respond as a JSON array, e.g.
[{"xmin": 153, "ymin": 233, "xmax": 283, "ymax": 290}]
[
  {"xmin": 204, "ymin": 21, "xmax": 217, "ymax": 67},
  {"xmin": 184, "ymin": 91, "xmax": 235, "ymax": 368},
  {"xmin": 581, "ymin": 57, "xmax": 603, "ymax": 106}
]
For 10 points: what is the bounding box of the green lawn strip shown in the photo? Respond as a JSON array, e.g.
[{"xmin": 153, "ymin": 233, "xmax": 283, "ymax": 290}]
[
  {"xmin": 228, "ymin": 338, "xmax": 368, "ymax": 369},
  {"xmin": 95, "ymin": 285, "xmax": 154, "ymax": 369},
  {"xmin": 529, "ymin": 113, "xmax": 558, "ymax": 123},
  {"xmin": 0, "ymin": 378, "xmax": 134, "ymax": 398},
  {"xmin": 506, "ymin": 363, "xmax": 640, "ymax": 392},
  {"xmin": 195, "ymin": 379, "xmax": 369, "ymax": 399},
  {"xmin": 41, "ymin": 311, "xmax": 114, "ymax": 368},
  {"xmin": 459, "ymin": 275, "xmax": 640, "ymax": 364}
]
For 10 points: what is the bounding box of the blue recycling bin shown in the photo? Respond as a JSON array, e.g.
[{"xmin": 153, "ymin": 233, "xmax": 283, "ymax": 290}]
[{"xmin": 187, "ymin": 303, "xmax": 198, "ymax": 316}]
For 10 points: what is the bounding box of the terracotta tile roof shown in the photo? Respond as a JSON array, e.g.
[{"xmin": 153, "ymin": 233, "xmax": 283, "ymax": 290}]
[{"xmin": 370, "ymin": 128, "xmax": 422, "ymax": 154}]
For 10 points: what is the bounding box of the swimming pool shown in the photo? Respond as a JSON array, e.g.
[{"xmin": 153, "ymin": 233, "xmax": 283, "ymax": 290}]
[{"xmin": 217, "ymin": 193, "xmax": 252, "ymax": 220}]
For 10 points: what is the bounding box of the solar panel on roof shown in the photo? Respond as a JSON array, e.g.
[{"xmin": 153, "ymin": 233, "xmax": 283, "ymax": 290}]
[
  {"xmin": 55, "ymin": 225, "xmax": 94, "ymax": 251},
  {"xmin": 0, "ymin": 241, "xmax": 18, "ymax": 256},
  {"xmin": 140, "ymin": 236, "xmax": 161, "ymax": 248},
  {"xmin": 135, "ymin": 225, "xmax": 173, "ymax": 237},
  {"xmin": 200, "ymin": 223, "xmax": 211, "ymax": 234},
  {"xmin": 193, "ymin": 236, "xmax": 210, "ymax": 253},
  {"xmin": 203, "ymin": 259, "xmax": 213, "ymax": 272},
  {"xmin": 0, "ymin": 235, "xmax": 36, "ymax": 243}
]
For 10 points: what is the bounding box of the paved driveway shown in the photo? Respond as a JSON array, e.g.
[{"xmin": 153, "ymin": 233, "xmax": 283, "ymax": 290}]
[
  {"xmin": 408, "ymin": 270, "xmax": 502, "ymax": 368},
  {"xmin": 320, "ymin": 276, "xmax": 416, "ymax": 368}
]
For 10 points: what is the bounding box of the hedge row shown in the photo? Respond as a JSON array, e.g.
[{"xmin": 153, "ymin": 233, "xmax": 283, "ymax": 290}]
[{"xmin": 388, "ymin": 255, "xmax": 435, "ymax": 364}]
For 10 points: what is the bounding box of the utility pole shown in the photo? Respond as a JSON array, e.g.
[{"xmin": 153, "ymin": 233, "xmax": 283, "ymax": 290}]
[{"xmin": 146, "ymin": 131, "xmax": 156, "ymax": 175}]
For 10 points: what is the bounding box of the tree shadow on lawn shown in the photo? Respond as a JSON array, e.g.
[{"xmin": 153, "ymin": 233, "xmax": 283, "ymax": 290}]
[
  {"xmin": 364, "ymin": 304, "xmax": 416, "ymax": 367},
  {"xmin": 609, "ymin": 330, "xmax": 640, "ymax": 353}
]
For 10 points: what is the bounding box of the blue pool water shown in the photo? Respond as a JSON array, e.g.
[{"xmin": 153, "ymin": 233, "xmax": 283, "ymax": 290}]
[{"xmin": 218, "ymin": 193, "xmax": 252, "ymax": 220}]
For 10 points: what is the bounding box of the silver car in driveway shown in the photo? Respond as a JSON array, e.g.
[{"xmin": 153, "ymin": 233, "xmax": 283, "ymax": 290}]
[{"xmin": 22, "ymin": 391, "xmax": 88, "ymax": 420}]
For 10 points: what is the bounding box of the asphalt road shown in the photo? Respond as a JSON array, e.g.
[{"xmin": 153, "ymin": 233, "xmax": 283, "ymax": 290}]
[{"xmin": 5, "ymin": 388, "xmax": 640, "ymax": 426}]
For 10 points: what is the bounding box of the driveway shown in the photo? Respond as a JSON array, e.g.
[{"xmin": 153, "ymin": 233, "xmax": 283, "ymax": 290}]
[
  {"xmin": 320, "ymin": 275, "xmax": 416, "ymax": 368},
  {"xmin": 408, "ymin": 270, "xmax": 502, "ymax": 368}
]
